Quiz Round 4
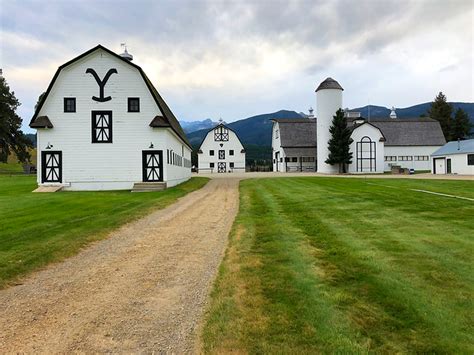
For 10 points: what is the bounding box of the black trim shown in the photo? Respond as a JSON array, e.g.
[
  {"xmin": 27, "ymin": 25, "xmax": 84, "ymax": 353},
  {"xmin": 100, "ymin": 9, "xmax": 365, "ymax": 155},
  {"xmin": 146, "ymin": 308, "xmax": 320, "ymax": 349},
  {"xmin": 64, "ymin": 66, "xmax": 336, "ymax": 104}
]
[
  {"xmin": 41, "ymin": 151, "xmax": 62, "ymax": 183},
  {"xmin": 142, "ymin": 150, "xmax": 163, "ymax": 182},
  {"xmin": 217, "ymin": 162, "xmax": 226, "ymax": 173},
  {"xmin": 85, "ymin": 68, "xmax": 117, "ymax": 102},
  {"xmin": 63, "ymin": 97, "xmax": 76, "ymax": 112},
  {"xmin": 197, "ymin": 123, "xmax": 246, "ymax": 152},
  {"xmin": 219, "ymin": 149, "xmax": 225, "ymax": 160},
  {"xmin": 29, "ymin": 44, "xmax": 192, "ymax": 149},
  {"xmin": 128, "ymin": 97, "xmax": 140, "ymax": 112},
  {"xmin": 356, "ymin": 136, "xmax": 376, "ymax": 172},
  {"xmin": 91, "ymin": 111, "xmax": 113, "ymax": 143}
]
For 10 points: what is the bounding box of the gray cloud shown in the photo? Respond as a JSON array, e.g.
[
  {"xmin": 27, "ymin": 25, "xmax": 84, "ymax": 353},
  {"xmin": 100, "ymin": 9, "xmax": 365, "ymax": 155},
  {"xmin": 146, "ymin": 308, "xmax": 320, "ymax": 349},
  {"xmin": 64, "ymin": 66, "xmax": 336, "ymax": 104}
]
[{"xmin": 1, "ymin": 0, "xmax": 472, "ymax": 131}]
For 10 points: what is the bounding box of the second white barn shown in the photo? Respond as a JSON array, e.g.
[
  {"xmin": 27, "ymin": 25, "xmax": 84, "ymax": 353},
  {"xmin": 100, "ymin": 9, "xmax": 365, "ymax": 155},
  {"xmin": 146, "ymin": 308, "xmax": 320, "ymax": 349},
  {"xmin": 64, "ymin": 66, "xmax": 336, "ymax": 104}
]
[
  {"xmin": 197, "ymin": 123, "xmax": 246, "ymax": 173},
  {"xmin": 30, "ymin": 45, "xmax": 192, "ymax": 190}
]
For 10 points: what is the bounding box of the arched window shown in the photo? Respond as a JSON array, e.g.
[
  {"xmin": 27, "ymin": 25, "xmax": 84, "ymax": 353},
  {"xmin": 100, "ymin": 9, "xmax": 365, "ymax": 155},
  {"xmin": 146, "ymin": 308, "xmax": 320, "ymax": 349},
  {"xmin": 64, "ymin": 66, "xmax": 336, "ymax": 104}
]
[{"xmin": 356, "ymin": 136, "xmax": 376, "ymax": 172}]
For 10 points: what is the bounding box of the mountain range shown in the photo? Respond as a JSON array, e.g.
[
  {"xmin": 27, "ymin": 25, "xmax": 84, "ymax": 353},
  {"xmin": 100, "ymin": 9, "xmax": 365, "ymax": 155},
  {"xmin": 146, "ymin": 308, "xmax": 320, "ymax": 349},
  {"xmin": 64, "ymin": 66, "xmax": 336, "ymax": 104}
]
[
  {"xmin": 184, "ymin": 102, "xmax": 474, "ymax": 148},
  {"xmin": 180, "ymin": 119, "xmax": 218, "ymax": 134}
]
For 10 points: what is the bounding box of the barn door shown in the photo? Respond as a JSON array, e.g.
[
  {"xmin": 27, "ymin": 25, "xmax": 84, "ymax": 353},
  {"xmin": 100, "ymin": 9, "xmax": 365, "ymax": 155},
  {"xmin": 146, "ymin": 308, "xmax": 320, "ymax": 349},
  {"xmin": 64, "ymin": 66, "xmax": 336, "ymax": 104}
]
[
  {"xmin": 447, "ymin": 159, "xmax": 452, "ymax": 174},
  {"xmin": 142, "ymin": 150, "xmax": 163, "ymax": 182},
  {"xmin": 41, "ymin": 151, "xmax": 62, "ymax": 183},
  {"xmin": 217, "ymin": 162, "xmax": 226, "ymax": 173}
]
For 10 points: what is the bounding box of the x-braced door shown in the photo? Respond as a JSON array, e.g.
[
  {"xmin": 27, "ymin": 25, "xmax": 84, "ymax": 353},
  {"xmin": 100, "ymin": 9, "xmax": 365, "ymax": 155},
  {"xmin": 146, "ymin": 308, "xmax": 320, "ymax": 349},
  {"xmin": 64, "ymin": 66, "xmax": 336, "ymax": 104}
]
[
  {"xmin": 218, "ymin": 162, "xmax": 226, "ymax": 173},
  {"xmin": 42, "ymin": 151, "xmax": 62, "ymax": 183},
  {"xmin": 142, "ymin": 150, "xmax": 163, "ymax": 182}
]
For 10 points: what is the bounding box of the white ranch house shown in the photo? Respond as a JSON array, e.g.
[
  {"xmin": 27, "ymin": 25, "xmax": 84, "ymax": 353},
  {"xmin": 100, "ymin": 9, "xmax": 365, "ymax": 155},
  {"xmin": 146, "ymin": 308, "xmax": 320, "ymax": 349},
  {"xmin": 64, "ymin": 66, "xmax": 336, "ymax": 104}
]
[
  {"xmin": 272, "ymin": 77, "xmax": 446, "ymax": 173},
  {"xmin": 197, "ymin": 123, "xmax": 246, "ymax": 173},
  {"xmin": 30, "ymin": 45, "xmax": 191, "ymax": 191},
  {"xmin": 431, "ymin": 139, "xmax": 474, "ymax": 175}
]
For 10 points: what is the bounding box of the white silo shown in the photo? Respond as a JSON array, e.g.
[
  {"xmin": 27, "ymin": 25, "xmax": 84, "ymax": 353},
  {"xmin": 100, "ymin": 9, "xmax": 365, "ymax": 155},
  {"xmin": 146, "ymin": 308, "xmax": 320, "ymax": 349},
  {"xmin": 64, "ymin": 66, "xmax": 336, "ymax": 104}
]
[{"xmin": 315, "ymin": 77, "xmax": 343, "ymax": 173}]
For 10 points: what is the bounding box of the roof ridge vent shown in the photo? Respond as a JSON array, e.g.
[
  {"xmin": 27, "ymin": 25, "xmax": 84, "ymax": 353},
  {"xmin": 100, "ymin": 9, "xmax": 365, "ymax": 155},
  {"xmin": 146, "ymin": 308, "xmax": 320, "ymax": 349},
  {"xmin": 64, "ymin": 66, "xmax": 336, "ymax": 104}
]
[
  {"xmin": 119, "ymin": 43, "xmax": 133, "ymax": 61},
  {"xmin": 390, "ymin": 106, "xmax": 397, "ymax": 119}
]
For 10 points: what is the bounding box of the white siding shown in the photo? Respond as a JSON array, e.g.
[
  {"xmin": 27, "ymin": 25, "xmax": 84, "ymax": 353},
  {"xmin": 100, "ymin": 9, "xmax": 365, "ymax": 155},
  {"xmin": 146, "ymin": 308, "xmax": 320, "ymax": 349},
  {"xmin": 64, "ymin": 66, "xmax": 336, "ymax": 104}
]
[
  {"xmin": 36, "ymin": 48, "xmax": 190, "ymax": 190},
  {"xmin": 198, "ymin": 126, "xmax": 245, "ymax": 173},
  {"xmin": 431, "ymin": 154, "xmax": 474, "ymax": 175},
  {"xmin": 271, "ymin": 122, "xmax": 285, "ymax": 172},
  {"xmin": 384, "ymin": 146, "xmax": 441, "ymax": 172},
  {"xmin": 348, "ymin": 124, "xmax": 385, "ymax": 173}
]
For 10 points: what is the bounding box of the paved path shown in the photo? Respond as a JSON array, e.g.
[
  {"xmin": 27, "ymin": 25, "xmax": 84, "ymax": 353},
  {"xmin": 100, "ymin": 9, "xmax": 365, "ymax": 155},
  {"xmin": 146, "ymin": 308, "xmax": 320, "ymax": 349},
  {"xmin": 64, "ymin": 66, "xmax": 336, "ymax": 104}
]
[{"xmin": 0, "ymin": 178, "xmax": 239, "ymax": 353}]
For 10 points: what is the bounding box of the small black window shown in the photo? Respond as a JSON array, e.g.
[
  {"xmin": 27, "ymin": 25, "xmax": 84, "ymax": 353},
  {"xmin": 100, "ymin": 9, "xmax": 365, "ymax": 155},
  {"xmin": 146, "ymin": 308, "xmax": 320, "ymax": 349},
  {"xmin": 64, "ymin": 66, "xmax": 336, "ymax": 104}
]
[
  {"xmin": 285, "ymin": 157, "xmax": 290, "ymax": 162},
  {"xmin": 280, "ymin": 158, "xmax": 283, "ymax": 162},
  {"xmin": 64, "ymin": 98, "xmax": 76, "ymax": 112},
  {"xmin": 128, "ymin": 97, "xmax": 140, "ymax": 112},
  {"xmin": 229, "ymin": 150, "xmax": 234, "ymax": 156},
  {"xmin": 230, "ymin": 162, "xmax": 234, "ymax": 168},
  {"xmin": 210, "ymin": 150, "xmax": 215, "ymax": 156},
  {"xmin": 468, "ymin": 154, "xmax": 474, "ymax": 166},
  {"xmin": 292, "ymin": 157, "xmax": 298, "ymax": 162},
  {"xmin": 210, "ymin": 162, "xmax": 215, "ymax": 168}
]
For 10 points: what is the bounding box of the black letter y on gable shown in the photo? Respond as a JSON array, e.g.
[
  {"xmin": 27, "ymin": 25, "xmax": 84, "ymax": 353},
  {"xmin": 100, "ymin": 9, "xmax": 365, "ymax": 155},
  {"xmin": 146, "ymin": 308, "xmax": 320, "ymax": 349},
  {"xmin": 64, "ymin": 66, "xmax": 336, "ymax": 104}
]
[{"xmin": 86, "ymin": 68, "xmax": 118, "ymax": 102}]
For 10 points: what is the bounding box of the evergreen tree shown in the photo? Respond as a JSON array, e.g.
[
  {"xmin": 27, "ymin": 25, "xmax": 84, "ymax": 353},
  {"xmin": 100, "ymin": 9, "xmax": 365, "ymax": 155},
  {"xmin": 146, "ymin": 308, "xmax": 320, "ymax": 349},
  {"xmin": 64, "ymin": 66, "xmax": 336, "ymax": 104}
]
[
  {"xmin": 0, "ymin": 76, "xmax": 32, "ymax": 163},
  {"xmin": 451, "ymin": 107, "xmax": 472, "ymax": 140},
  {"xmin": 325, "ymin": 108, "xmax": 353, "ymax": 173},
  {"xmin": 428, "ymin": 92, "xmax": 453, "ymax": 141}
]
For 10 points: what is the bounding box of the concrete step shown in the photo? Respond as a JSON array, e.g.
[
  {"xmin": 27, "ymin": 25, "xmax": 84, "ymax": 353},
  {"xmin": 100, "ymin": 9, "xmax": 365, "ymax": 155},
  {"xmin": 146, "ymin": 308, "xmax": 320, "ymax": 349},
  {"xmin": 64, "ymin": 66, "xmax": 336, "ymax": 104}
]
[
  {"xmin": 33, "ymin": 185, "xmax": 64, "ymax": 193},
  {"xmin": 132, "ymin": 182, "xmax": 167, "ymax": 192}
]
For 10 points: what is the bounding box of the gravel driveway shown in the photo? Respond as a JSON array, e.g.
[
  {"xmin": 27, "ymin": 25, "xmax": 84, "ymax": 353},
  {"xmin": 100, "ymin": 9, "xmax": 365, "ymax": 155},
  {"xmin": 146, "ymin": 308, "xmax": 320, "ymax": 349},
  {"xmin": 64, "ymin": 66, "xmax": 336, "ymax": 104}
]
[{"xmin": 0, "ymin": 178, "xmax": 239, "ymax": 353}]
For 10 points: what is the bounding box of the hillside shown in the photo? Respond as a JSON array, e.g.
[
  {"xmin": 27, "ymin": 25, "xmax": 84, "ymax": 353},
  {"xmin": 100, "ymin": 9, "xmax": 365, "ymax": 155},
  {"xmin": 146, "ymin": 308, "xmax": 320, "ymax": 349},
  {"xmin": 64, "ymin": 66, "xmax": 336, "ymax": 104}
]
[
  {"xmin": 352, "ymin": 102, "xmax": 474, "ymax": 124},
  {"xmin": 186, "ymin": 110, "xmax": 303, "ymax": 147},
  {"xmin": 180, "ymin": 119, "xmax": 217, "ymax": 134}
]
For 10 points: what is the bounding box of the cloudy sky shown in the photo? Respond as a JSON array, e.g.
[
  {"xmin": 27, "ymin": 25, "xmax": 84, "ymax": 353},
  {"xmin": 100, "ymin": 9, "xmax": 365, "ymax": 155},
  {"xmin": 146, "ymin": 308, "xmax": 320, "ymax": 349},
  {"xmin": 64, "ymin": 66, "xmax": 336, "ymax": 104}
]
[{"xmin": 1, "ymin": 0, "xmax": 473, "ymax": 132}]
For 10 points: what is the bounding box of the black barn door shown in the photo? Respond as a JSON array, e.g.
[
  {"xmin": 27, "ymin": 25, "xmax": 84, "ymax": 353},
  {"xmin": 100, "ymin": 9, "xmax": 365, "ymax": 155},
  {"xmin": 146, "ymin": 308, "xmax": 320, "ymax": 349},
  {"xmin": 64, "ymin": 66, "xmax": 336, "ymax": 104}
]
[
  {"xmin": 218, "ymin": 162, "xmax": 226, "ymax": 173},
  {"xmin": 41, "ymin": 151, "xmax": 62, "ymax": 183},
  {"xmin": 142, "ymin": 150, "xmax": 163, "ymax": 182}
]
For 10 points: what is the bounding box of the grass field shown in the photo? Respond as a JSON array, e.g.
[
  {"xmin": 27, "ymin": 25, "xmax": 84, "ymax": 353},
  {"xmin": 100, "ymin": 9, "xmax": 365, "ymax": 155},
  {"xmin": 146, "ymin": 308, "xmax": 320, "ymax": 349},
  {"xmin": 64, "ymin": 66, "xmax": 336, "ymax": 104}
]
[
  {"xmin": 202, "ymin": 177, "xmax": 474, "ymax": 353},
  {"xmin": 0, "ymin": 175, "xmax": 208, "ymax": 289}
]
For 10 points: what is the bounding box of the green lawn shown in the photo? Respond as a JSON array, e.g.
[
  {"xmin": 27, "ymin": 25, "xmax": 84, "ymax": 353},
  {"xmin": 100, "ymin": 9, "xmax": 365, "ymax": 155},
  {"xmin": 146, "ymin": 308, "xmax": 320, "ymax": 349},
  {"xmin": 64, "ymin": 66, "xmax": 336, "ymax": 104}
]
[
  {"xmin": 0, "ymin": 175, "xmax": 208, "ymax": 289},
  {"xmin": 202, "ymin": 177, "xmax": 474, "ymax": 353}
]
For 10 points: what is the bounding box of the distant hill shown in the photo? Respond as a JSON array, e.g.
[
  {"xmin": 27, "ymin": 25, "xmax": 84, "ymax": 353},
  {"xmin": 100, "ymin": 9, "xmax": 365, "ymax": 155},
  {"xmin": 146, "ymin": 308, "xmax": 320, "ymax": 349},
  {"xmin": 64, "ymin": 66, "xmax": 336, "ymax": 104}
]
[
  {"xmin": 351, "ymin": 102, "xmax": 474, "ymax": 124},
  {"xmin": 179, "ymin": 119, "xmax": 217, "ymax": 134},
  {"xmin": 186, "ymin": 110, "xmax": 303, "ymax": 147}
]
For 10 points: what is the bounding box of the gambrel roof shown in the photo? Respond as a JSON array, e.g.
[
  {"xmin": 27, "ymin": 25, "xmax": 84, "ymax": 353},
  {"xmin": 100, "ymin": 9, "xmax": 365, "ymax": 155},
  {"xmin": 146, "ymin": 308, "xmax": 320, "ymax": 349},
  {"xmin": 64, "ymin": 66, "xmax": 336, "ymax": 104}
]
[
  {"xmin": 197, "ymin": 123, "xmax": 245, "ymax": 151},
  {"xmin": 29, "ymin": 44, "xmax": 191, "ymax": 148},
  {"xmin": 272, "ymin": 118, "xmax": 317, "ymax": 148}
]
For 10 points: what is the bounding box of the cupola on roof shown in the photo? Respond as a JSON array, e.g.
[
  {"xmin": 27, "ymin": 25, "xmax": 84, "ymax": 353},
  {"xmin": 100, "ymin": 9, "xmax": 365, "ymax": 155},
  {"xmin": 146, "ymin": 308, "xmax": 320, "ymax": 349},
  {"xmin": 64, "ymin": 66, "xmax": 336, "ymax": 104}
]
[{"xmin": 315, "ymin": 77, "xmax": 344, "ymax": 92}]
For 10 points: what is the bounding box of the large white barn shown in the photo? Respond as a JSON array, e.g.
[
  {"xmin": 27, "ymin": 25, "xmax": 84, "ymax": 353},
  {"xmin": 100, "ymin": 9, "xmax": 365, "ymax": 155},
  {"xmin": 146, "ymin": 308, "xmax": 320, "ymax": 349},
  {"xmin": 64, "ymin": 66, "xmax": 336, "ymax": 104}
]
[
  {"xmin": 272, "ymin": 78, "xmax": 445, "ymax": 173},
  {"xmin": 197, "ymin": 122, "xmax": 246, "ymax": 173},
  {"xmin": 30, "ymin": 45, "xmax": 192, "ymax": 190}
]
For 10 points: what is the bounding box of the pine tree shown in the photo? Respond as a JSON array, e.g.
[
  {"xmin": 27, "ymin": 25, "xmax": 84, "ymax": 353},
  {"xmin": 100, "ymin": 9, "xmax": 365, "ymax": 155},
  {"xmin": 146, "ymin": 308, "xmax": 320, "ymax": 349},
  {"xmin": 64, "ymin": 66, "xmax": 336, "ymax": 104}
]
[
  {"xmin": 325, "ymin": 108, "xmax": 353, "ymax": 173},
  {"xmin": 0, "ymin": 76, "xmax": 32, "ymax": 163},
  {"xmin": 451, "ymin": 108, "xmax": 472, "ymax": 140},
  {"xmin": 428, "ymin": 92, "xmax": 453, "ymax": 141}
]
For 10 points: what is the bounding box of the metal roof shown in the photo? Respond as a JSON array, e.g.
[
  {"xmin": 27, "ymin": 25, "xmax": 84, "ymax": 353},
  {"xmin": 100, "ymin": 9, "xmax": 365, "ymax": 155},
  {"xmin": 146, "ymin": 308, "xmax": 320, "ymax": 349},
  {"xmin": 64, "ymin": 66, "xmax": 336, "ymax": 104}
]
[
  {"xmin": 315, "ymin": 77, "xmax": 344, "ymax": 92},
  {"xmin": 431, "ymin": 139, "xmax": 474, "ymax": 156}
]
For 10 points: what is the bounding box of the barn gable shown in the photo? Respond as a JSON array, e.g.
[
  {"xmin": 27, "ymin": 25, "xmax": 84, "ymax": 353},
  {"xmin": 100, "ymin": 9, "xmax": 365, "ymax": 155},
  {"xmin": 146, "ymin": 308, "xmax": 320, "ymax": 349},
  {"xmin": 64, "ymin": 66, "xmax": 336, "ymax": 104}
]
[{"xmin": 30, "ymin": 44, "xmax": 191, "ymax": 148}]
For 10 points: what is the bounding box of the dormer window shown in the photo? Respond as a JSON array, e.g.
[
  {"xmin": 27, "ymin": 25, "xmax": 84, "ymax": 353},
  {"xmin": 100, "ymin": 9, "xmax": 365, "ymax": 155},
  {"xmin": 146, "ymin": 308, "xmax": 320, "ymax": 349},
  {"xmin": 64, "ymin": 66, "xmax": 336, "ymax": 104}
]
[
  {"xmin": 128, "ymin": 97, "xmax": 140, "ymax": 112},
  {"xmin": 64, "ymin": 98, "xmax": 76, "ymax": 112}
]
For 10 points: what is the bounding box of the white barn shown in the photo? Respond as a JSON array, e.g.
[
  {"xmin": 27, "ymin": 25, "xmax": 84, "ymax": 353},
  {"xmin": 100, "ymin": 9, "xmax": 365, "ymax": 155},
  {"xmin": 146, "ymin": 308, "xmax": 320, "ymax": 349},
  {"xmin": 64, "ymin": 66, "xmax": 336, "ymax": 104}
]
[
  {"xmin": 271, "ymin": 118, "xmax": 317, "ymax": 172},
  {"xmin": 30, "ymin": 45, "xmax": 192, "ymax": 191},
  {"xmin": 197, "ymin": 123, "xmax": 246, "ymax": 173},
  {"xmin": 272, "ymin": 77, "xmax": 445, "ymax": 174},
  {"xmin": 431, "ymin": 139, "xmax": 474, "ymax": 175}
]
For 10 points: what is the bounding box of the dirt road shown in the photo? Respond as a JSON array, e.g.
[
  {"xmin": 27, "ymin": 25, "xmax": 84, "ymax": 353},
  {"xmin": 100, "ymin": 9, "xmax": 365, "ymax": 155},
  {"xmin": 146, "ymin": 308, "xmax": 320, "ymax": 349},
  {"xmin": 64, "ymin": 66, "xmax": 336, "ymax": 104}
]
[{"xmin": 0, "ymin": 178, "xmax": 239, "ymax": 353}]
